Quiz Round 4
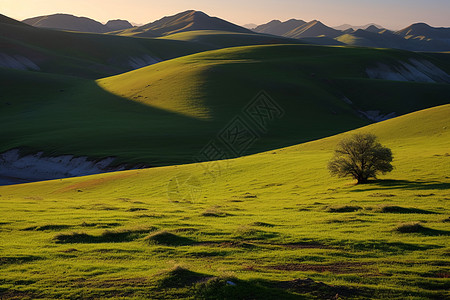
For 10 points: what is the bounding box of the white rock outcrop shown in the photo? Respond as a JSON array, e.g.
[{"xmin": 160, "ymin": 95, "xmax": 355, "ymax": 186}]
[
  {"xmin": 0, "ymin": 149, "xmax": 132, "ymax": 185},
  {"xmin": 366, "ymin": 59, "xmax": 450, "ymax": 83}
]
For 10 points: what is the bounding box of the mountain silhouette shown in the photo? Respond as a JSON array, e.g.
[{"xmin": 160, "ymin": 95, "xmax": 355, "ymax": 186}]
[
  {"xmin": 118, "ymin": 10, "xmax": 253, "ymax": 37},
  {"xmin": 254, "ymin": 19, "xmax": 342, "ymax": 38},
  {"xmin": 23, "ymin": 13, "xmax": 133, "ymax": 33},
  {"xmin": 395, "ymin": 22, "xmax": 450, "ymax": 40},
  {"xmin": 104, "ymin": 19, "xmax": 133, "ymax": 31},
  {"xmin": 0, "ymin": 14, "xmax": 29, "ymax": 27},
  {"xmin": 253, "ymin": 19, "xmax": 306, "ymax": 36},
  {"xmin": 285, "ymin": 20, "xmax": 342, "ymax": 38}
]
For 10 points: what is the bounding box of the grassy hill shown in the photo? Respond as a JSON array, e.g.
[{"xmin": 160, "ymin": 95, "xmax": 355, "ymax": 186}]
[
  {"xmin": 0, "ymin": 14, "xmax": 211, "ymax": 78},
  {"xmin": 1, "ymin": 44, "xmax": 449, "ymax": 167},
  {"xmin": 159, "ymin": 30, "xmax": 303, "ymax": 48},
  {"xmin": 0, "ymin": 14, "xmax": 305, "ymax": 79},
  {"xmin": 0, "ymin": 104, "xmax": 448, "ymax": 299}
]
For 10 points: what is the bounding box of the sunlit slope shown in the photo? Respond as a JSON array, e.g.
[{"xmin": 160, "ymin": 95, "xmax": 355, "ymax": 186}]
[
  {"xmin": 0, "ymin": 105, "xmax": 448, "ymax": 298},
  {"xmin": 4, "ymin": 104, "xmax": 448, "ymax": 196},
  {"xmin": 2, "ymin": 44, "xmax": 449, "ymax": 166},
  {"xmin": 98, "ymin": 43, "xmax": 450, "ymax": 116},
  {"xmin": 158, "ymin": 30, "xmax": 303, "ymax": 48}
]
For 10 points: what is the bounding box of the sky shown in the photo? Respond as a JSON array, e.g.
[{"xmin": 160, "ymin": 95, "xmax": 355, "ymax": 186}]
[{"xmin": 1, "ymin": 0, "xmax": 450, "ymax": 29}]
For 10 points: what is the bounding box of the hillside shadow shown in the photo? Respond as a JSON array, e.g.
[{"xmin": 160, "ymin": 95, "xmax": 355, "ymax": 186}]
[{"xmin": 351, "ymin": 179, "xmax": 450, "ymax": 192}]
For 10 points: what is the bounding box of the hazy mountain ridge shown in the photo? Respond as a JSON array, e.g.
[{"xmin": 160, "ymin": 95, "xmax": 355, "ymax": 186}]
[
  {"xmin": 116, "ymin": 10, "xmax": 252, "ymax": 37},
  {"xmin": 284, "ymin": 20, "xmax": 342, "ymax": 38},
  {"xmin": 334, "ymin": 23, "xmax": 384, "ymax": 31},
  {"xmin": 14, "ymin": 11, "xmax": 450, "ymax": 51},
  {"xmin": 254, "ymin": 19, "xmax": 450, "ymax": 51},
  {"xmin": 253, "ymin": 19, "xmax": 306, "ymax": 36},
  {"xmin": 22, "ymin": 13, "xmax": 133, "ymax": 33}
]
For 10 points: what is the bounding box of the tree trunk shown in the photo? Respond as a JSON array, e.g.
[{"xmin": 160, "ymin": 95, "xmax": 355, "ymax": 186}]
[{"xmin": 357, "ymin": 177, "xmax": 368, "ymax": 184}]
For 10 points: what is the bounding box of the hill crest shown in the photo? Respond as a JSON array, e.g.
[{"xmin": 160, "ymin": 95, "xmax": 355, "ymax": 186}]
[
  {"xmin": 22, "ymin": 13, "xmax": 133, "ymax": 33},
  {"xmin": 117, "ymin": 10, "xmax": 252, "ymax": 37}
]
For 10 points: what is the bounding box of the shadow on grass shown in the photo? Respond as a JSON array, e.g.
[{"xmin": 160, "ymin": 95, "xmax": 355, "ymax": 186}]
[
  {"xmin": 0, "ymin": 255, "xmax": 42, "ymax": 265},
  {"xmin": 54, "ymin": 228, "xmax": 155, "ymax": 244},
  {"xmin": 396, "ymin": 223, "xmax": 450, "ymax": 236},
  {"xmin": 158, "ymin": 266, "xmax": 212, "ymax": 288},
  {"xmin": 376, "ymin": 205, "xmax": 438, "ymax": 214},
  {"xmin": 23, "ymin": 224, "xmax": 72, "ymax": 231},
  {"xmin": 336, "ymin": 240, "xmax": 443, "ymax": 253},
  {"xmin": 144, "ymin": 231, "xmax": 196, "ymax": 246},
  {"xmin": 351, "ymin": 179, "xmax": 450, "ymax": 192}
]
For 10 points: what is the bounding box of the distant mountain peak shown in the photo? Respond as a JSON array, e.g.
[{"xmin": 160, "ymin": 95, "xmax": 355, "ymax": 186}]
[
  {"xmin": 410, "ymin": 22, "xmax": 432, "ymax": 29},
  {"xmin": 118, "ymin": 10, "xmax": 252, "ymax": 37},
  {"xmin": 253, "ymin": 19, "xmax": 306, "ymax": 36},
  {"xmin": 23, "ymin": 13, "xmax": 107, "ymax": 33},
  {"xmin": 105, "ymin": 19, "xmax": 133, "ymax": 31},
  {"xmin": 365, "ymin": 25, "xmax": 381, "ymax": 33}
]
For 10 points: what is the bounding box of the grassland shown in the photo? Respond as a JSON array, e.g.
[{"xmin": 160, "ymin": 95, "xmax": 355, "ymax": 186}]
[
  {"xmin": 0, "ymin": 15, "xmax": 212, "ymax": 78},
  {"xmin": 2, "ymin": 44, "xmax": 449, "ymax": 167},
  {"xmin": 0, "ymin": 104, "xmax": 448, "ymax": 299},
  {"xmin": 159, "ymin": 30, "xmax": 302, "ymax": 48},
  {"xmin": 0, "ymin": 15, "xmax": 303, "ymax": 79}
]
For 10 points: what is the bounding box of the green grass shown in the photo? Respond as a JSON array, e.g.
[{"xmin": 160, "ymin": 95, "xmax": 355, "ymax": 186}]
[
  {"xmin": 0, "ymin": 104, "xmax": 448, "ymax": 299},
  {"xmin": 159, "ymin": 30, "xmax": 303, "ymax": 48},
  {"xmin": 0, "ymin": 19, "xmax": 211, "ymax": 78},
  {"xmin": 1, "ymin": 20, "xmax": 305, "ymax": 79},
  {"xmin": 2, "ymin": 44, "xmax": 449, "ymax": 166}
]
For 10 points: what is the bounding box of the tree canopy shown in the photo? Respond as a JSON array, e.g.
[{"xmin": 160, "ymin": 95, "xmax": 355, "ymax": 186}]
[{"xmin": 328, "ymin": 133, "xmax": 393, "ymax": 184}]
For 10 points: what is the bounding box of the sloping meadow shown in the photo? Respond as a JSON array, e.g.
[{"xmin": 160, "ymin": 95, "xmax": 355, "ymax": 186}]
[{"xmin": 0, "ymin": 105, "xmax": 449, "ymax": 298}]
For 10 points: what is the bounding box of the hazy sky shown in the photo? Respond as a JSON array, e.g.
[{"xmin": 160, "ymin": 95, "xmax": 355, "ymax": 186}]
[{"xmin": 2, "ymin": 0, "xmax": 450, "ymax": 29}]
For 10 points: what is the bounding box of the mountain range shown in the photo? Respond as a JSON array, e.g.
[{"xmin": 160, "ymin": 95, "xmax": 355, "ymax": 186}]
[
  {"xmin": 253, "ymin": 19, "xmax": 450, "ymax": 51},
  {"xmin": 333, "ymin": 23, "xmax": 384, "ymax": 31},
  {"xmin": 116, "ymin": 10, "xmax": 252, "ymax": 37},
  {"xmin": 19, "ymin": 11, "xmax": 450, "ymax": 51},
  {"xmin": 23, "ymin": 13, "xmax": 133, "ymax": 33}
]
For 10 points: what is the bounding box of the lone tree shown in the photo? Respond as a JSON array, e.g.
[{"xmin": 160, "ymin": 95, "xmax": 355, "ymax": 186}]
[{"xmin": 328, "ymin": 133, "xmax": 393, "ymax": 184}]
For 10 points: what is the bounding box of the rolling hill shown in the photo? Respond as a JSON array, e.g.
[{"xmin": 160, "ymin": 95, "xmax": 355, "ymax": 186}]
[
  {"xmin": 117, "ymin": 10, "xmax": 253, "ymax": 37},
  {"xmin": 1, "ymin": 44, "xmax": 449, "ymax": 180},
  {"xmin": 1, "ymin": 8, "xmax": 449, "ymax": 299},
  {"xmin": 158, "ymin": 30, "xmax": 303, "ymax": 48},
  {"xmin": 0, "ymin": 103, "xmax": 448, "ymax": 298},
  {"xmin": 23, "ymin": 13, "xmax": 133, "ymax": 33},
  {"xmin": 0, "ymin": 13, "xmax": 211, "ymax": 78},
  {"xmin": 0, "ymin": 13, "xmax": 309, "ymax": 79}
]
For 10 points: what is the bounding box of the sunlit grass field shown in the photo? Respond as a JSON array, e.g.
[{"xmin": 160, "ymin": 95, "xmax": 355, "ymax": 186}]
[{"xmin": 0, "ymin": 105, "xmax": 448, "ymax": 299}]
